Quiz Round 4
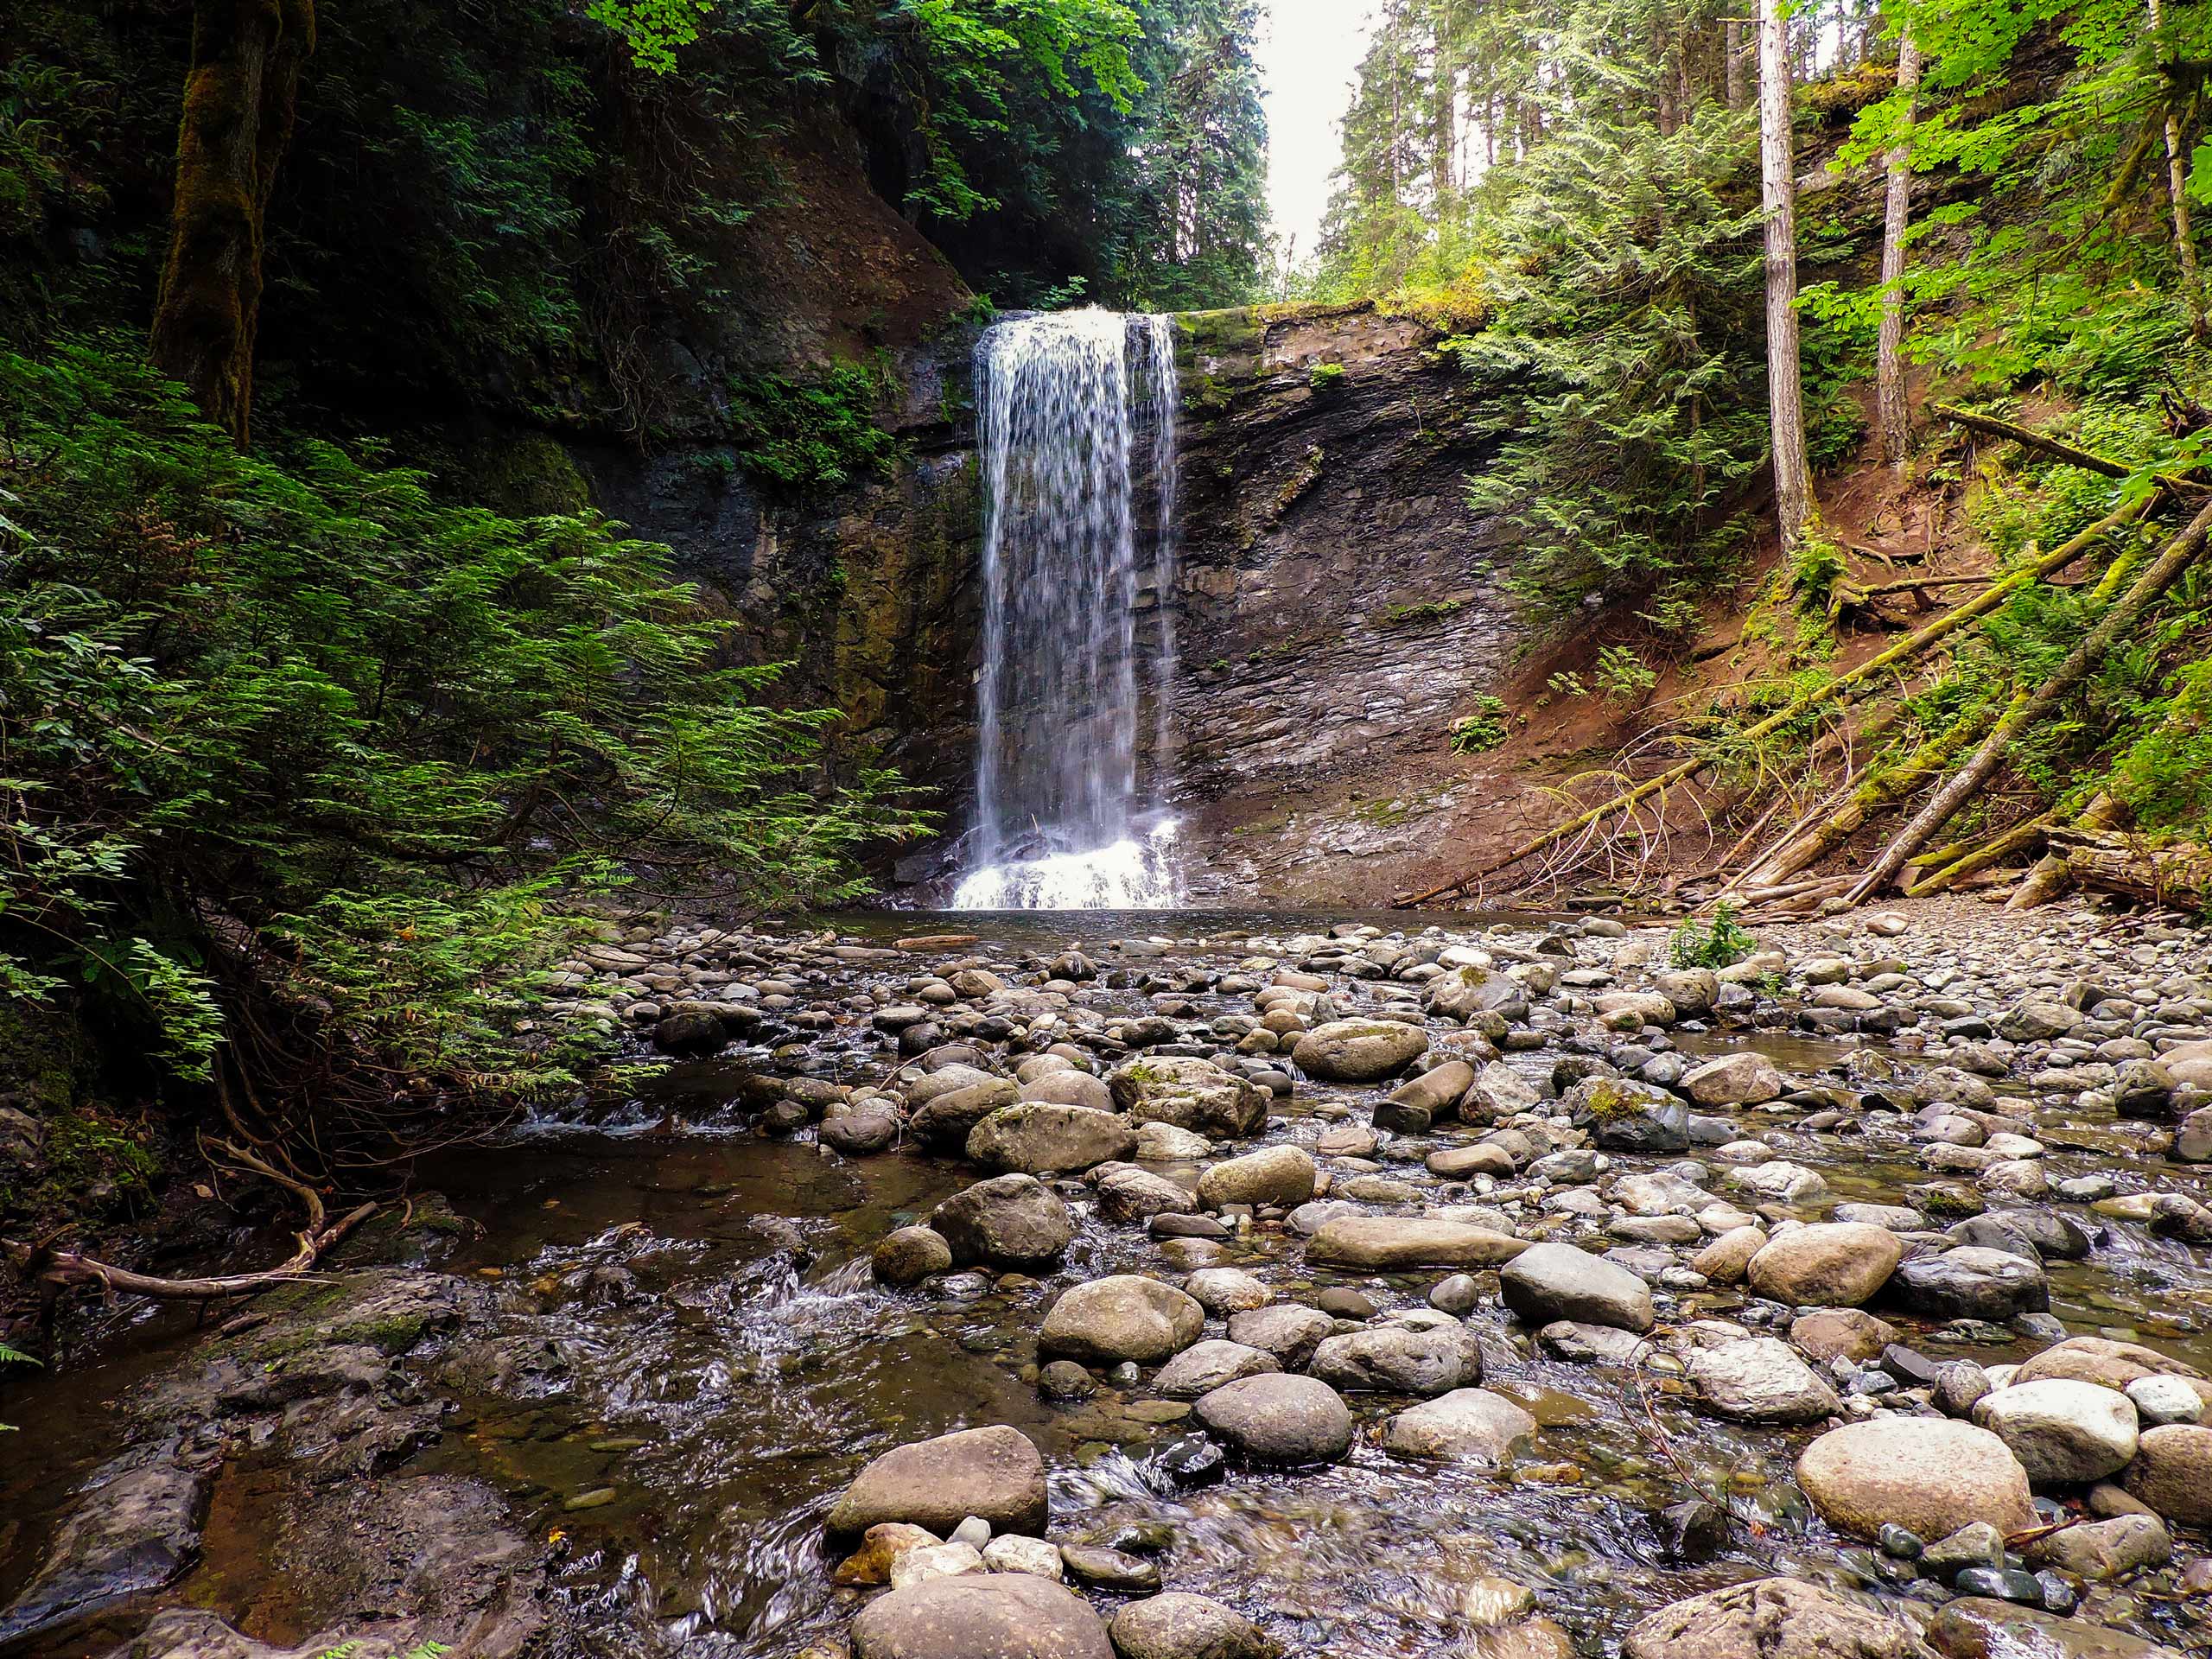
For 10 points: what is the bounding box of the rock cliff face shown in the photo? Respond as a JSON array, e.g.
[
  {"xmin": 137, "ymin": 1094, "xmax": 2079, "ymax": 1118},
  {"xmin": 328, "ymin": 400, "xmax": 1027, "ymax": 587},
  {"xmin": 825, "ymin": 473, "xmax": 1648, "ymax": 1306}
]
[
  {"xmin": 571, "ymin": 301, "xmax": 1534, "ymax": 906},
  {"xmin": 1158, "ymin": 305, "xmax": 1522, "ymax": 903}
]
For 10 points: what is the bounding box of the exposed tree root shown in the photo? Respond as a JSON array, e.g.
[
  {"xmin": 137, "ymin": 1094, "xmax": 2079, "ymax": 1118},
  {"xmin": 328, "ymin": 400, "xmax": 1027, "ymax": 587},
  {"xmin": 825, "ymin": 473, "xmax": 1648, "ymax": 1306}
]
[{"xmin": 7, "ymin": 1137, "xmax": 375, "ymax": 1314}]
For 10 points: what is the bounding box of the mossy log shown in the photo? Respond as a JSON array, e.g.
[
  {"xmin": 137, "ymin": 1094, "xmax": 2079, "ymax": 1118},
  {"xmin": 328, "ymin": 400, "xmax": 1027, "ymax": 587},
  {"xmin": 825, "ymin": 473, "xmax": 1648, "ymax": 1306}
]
[
  {"xmin": 149, "ymin": 0, "xmax": 316, "ymax": 448},
  {"xmin": 1847, "ymin": 498, "xmax": 2212, "ymax": 904}
]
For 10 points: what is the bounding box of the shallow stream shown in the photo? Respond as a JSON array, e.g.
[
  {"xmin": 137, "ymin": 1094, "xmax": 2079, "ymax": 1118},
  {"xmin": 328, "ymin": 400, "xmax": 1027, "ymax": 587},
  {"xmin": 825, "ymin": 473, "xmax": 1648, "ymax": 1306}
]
[{"xmin": 3, "ymin": 909, "xmax": 2209, "ymax": 1657}]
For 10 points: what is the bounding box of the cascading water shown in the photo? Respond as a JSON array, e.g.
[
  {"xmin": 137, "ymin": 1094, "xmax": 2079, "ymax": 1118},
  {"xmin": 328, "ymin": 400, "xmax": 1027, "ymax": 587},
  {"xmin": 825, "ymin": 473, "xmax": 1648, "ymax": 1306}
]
[{"xmin": 951, "ymin": 308, "xmax": 1181, "ymax": 910}]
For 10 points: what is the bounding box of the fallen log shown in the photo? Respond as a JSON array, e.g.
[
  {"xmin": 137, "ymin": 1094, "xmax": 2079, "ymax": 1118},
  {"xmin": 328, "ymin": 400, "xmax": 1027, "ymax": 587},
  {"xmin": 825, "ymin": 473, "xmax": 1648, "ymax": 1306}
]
[
  {"xmin": 1906, "ymin": 812, "xmax": 2053, "ymax": 896},
  {"xmin": 1846, "ymin": 497, "xmax": 2212, "ymax": 905},
  {"xmin": 1394, "ymin": 495, "xmax": 2154, "ymax": 907},
  {"xmin": 2050, "ymin": 828, "xmax": 2212, "ymax": 909},
  {"xmin": 1931, "ymin": 404, "xmax": 2206, "ymax": 496}
]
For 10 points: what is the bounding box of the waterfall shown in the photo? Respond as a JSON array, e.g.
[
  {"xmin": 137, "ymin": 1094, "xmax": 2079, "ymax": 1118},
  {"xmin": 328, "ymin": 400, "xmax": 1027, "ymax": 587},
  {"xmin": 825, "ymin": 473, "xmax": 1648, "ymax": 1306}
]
[{"xmin": 951, "ymin": 308, "xmax": 1181, "ymax": 911}]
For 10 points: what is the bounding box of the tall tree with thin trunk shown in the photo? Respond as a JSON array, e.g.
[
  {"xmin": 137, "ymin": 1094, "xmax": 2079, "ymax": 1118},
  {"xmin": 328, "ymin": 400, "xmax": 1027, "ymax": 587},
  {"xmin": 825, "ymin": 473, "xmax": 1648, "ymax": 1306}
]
[
  {"xmin": 2146, "ymin": 0, "xmax": 2205, "ymax": 336},
  {"xmin": 1875, "ymin": 31, "xmax": 1922, "ymax": 474},
  {"xmin": 149, "ymin": 0, "xmax": 316, "ymax": 449},
  {"xmin": 1726, "ymin": 17, "xmax": 1747, "ymax": 111},
  {"xmin": 1758, "ymin": 0, "xmax": 1814, "ymax": 550}
]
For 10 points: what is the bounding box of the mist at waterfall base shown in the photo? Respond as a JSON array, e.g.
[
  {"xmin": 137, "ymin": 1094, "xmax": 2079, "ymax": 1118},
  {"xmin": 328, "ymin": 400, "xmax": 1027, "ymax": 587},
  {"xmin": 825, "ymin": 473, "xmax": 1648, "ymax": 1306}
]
[{"xmin": 950, "ymin": 308, "xmax": 1182, "ymax": 912}]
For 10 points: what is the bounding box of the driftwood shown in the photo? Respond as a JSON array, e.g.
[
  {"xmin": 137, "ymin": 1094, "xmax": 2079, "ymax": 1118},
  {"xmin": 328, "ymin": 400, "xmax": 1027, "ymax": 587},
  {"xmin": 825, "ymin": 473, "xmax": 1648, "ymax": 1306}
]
[
  {"xmin": 1847, "ymin": 498, "xmax": 2212, "ymax": 904},
  {"xmin": 1394, "ymin": 495, "xmax": 2155, "ymax": 907},
  {"xmin": 2050, "ymin": 828, "xmax": 2212, "ymax": 908}
]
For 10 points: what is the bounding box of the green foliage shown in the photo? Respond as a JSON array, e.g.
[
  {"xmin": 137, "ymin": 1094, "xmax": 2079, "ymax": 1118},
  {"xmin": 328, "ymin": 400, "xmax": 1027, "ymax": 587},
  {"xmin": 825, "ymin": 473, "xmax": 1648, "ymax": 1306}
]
[
  {"xmin": 1449, "ymin": 694, "xmax": 1512, "ymax": 753},
  {"xmin": 0, "ymin": 345, "xmax": 923, "ymax": 1105},
  {"xmin": 588, "ymin": 0, "xmax": 715, "ymax": 73},
  {"xmin": 1670, "ymin": 902, "xmax": 1755, "ymax": 969},
  {"xmin": 1308, "ymin": 362, "xmax": 1346, "ymax": 391},
  {"xmin": 728, "ymin": 363, "xmax": 902, "ymax": 492}
]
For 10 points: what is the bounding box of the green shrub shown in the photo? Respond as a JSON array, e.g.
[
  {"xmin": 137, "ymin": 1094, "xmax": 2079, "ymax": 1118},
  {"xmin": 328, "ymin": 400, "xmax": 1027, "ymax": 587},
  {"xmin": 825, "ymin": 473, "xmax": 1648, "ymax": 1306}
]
[
  {"xmin": 1670, "ymin": 903, "xmax": 1755, "ymax": 969},
  {"xmin": 0, "ymin": 344, "xmax": 925, "ymax": 1122},
  {"xmin": 728, "ymin": 362, "xmax": 901, "ymax": 492},
  {"xmin": 1448, "ymin": 695, "xmax": 1511, "ymax": 753}
]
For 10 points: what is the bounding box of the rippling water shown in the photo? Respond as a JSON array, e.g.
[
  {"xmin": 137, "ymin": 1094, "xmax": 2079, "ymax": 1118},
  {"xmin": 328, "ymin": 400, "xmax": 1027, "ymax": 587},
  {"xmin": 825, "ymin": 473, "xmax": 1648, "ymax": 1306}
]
[{"xmin": 4, "ymin": 913, "xmax": 2210, "ymax": 1658}]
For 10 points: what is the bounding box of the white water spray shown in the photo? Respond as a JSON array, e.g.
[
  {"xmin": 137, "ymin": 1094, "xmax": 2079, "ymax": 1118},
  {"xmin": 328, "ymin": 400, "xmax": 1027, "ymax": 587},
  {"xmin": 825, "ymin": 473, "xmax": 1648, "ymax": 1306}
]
[{"xmin": 953, "ymin": 308, "xmax": 1180, "ymax": 911}]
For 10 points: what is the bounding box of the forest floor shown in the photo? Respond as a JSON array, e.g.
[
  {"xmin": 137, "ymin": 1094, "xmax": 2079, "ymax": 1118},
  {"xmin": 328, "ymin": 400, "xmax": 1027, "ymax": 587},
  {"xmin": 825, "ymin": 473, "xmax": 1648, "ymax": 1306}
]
[{"xmin": 1187, "ymin": 421, "xmax": 2017, "ymax": 915}]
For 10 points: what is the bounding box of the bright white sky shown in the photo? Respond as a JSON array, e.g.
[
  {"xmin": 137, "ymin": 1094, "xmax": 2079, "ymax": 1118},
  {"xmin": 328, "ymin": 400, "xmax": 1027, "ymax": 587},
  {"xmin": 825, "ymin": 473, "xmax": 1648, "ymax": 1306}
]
[{"xmin": 1255, "ymin": 1, "xmax": 1375, "ymax": 264}]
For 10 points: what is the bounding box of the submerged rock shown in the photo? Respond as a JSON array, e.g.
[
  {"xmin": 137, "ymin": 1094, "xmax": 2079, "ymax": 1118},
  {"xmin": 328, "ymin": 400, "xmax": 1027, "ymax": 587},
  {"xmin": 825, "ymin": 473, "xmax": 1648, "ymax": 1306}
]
[
  {"xmin": 0, "ymin": 1459, "xmax": 208, "ymax": 1645},
  {"xmin": 1109, "ymin": 1592, "xmax": 1280, "ymax": 1659},
  {"xmin": 1924, "ymin": 1597, "xmax": 2183, "ymax": 1659}
]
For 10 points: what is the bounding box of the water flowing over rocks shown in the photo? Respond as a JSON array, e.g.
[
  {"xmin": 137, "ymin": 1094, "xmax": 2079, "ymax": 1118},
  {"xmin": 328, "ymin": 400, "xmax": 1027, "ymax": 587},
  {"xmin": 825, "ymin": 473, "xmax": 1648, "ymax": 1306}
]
[{"xmin": 14, "ymin": 897, "xmax": 2212, "ymax": 1659}]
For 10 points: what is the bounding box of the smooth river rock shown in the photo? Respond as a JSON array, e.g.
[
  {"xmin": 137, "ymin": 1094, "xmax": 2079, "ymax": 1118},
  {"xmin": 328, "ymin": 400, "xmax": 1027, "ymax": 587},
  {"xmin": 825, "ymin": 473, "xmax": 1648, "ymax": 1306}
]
[
  {"xmin": 1977, "ymin": 1379, "xmax": 2139, "ymax": 1483},
  {"xmin": 851, "ymin": 1573, "xmax": 1112, "ymax": 1659},
  {"xmin": 1309, "ymin": 1324, "xmax": 1484, "ymax": 1396},
  {"xmin": 931, "ymin": 1174, "xmax": 1074, "ymax": 1269},
  {"xmin": 1795, "ymin": 1418, "xmax": 2033, "ymax": 1542},
  {"xmin": 968, "ymin": 1103, "xmax": 1137, "ymax": 1176},
  {"xmin": 1745, "ymin": 1224, "xmax": 1903, "ymax": 1307},
  {"xmin": 1925, "ymin": 1597, "xmax": 2185, "ymax": 1659},
  {"xmin": 1686, "ymin": 1338, "xmax": 1840, "ymax": 1424},
  {"xmin": 1108, "ymin": 1592, "xmax": 1281, "ymax": 1659},
  {"xmin": 1192, "ymin": 1375, "xmax": 1354, "ymax": 1465},
  {"xmin": 2118, "ymin": 1422, "xmax": 2212, "ymax": 1526},
  {"xmin": 1499, "ymin": 1243, "xmax": 1654, "ymax": 1332},
  {"xmin": 1623, "ymin": 1578, "xmax": 1930, "ymax": 1659},
  {"xmin": 1290, "ymin": 1019, "xmax": 1430, "ymax": 1083},
  {"xmin": 1195, "ymin": 1145, "xmax": 1316, "ymax": 1210},
  {"xmin": 1040, "ymin": 1276, "xmax": 1205, "ymax": 1365},
  {"xmin": 828, "ymin": 1426, "xmax": 1049, "ymax": 1537},
  {"xmin": 1306, "ymin": 1217, "xmax": 1529, "ymax": 1270},
  {"xmin": 1383, "ymin": 1388, "xmax": 1537, "ymax": 1464}
]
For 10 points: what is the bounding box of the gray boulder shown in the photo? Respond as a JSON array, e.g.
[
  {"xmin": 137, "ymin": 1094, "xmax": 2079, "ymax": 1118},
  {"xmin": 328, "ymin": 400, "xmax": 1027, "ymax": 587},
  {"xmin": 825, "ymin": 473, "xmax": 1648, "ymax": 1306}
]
[
  {"xmin": 1499, "ymin": 1243, "xmax": 1654, "ymax": 1332},
  {"xmin": 1192, "ymin": 1375, "xmax": 1354, "ymax": 1465},
  {"xmin": 1040, "ymin": 1276, "xmax": 1205, "ymax": 1365},
  {"xmin": 1309, "ymin": 1325, "xmax": 1483, "ymax": 1396},
  {"xmin": 1110, "ymin": 1058, "xmax": 1268, "ymax": 1138},
  {"xmin": 852, "ymin": 1573, "xmax": 1111, "ymax": 1659},
  {"xmin": 969, "ymin": 1103, "xmax": 1137, "ymax": 1176},
  {"xmin": 1109, "ymin": 1593, "xmax": 1280, "ymax": 1659},
  {"xmin": 1382, "ymin": 1388, "xmax": 1535, "ymax": 1464},
  {"xmin": 1290, "ymin": 1020, "xmax": 1430, "ymax": 1084},
  {"xmin": 931, "ymin": 1174, "xmax": 1074, "ymax": 1269},
  {"xmin": 828, "ymin": 1426, "xmax": 1049, "ymax": 1537}
]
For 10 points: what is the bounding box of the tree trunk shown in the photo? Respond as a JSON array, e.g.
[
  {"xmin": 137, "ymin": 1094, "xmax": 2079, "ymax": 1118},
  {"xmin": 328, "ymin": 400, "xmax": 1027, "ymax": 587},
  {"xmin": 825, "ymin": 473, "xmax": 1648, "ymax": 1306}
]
[
  {"xmin": 2147, "ymin": 0, "xmax": 2204, "ymax": 336},
  {"xmin": 1726, "ymin": 18, "xmax": 1746, "ymax": 111},
  {"xmin": 1876, "ymin": 33, "xmax": 1922, "ymax": 474},
  {"xmin": 1759, "ymin": 0, "xmax": 1814, "ymax": 552},
  {"xmin": 149, "ymin": 0, "xmax": 316, "ymax": 448},
  {"xmin": 1847, "ymin": 497, "xmax": 2212, "ymax": 903}
]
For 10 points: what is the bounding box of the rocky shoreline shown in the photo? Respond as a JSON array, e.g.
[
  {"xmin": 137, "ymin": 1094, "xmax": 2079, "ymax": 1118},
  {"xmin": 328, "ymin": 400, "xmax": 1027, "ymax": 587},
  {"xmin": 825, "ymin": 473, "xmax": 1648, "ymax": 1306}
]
[{"xmin": 5, "ymin": 894, "xmax": 2211, "ymax": 1659}]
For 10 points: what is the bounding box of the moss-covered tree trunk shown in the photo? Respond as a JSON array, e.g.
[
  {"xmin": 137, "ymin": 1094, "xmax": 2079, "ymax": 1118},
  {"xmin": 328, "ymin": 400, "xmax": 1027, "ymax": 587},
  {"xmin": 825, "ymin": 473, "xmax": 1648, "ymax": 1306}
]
[{"xmin": 149, "ymin": 0, "xmax": 315, "ymax": 448}]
